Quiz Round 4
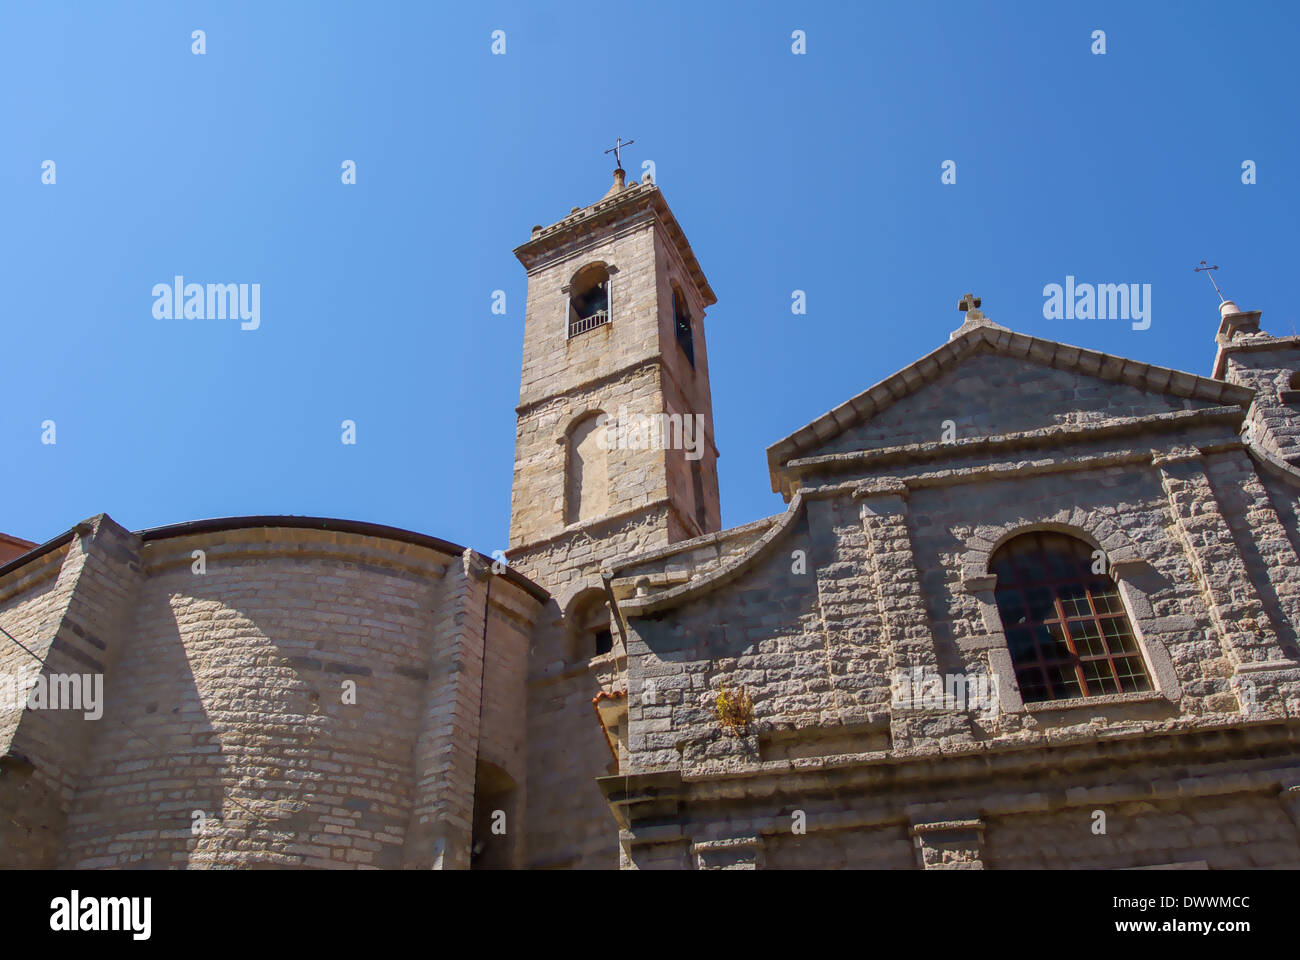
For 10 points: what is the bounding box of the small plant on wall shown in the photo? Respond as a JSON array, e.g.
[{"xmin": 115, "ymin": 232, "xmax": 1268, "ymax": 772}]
[{"xmin": 715, "ymin": 684, "xmax": 754, "ymax": 734}]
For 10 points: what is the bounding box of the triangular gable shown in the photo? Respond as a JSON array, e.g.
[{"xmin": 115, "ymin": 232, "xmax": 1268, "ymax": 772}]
[{"xmin": 766, "ymin": 324, "xmax": 1254, "ymax": 494}]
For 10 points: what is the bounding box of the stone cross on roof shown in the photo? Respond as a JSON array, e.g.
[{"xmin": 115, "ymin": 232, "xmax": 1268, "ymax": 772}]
[
  {"xmin": 949, "ymin": 292, "xmax": 1008, "ymax": 341},
  {"xmin": 958, "ymin": 293, "xmax": 984, "ymax": 319}
]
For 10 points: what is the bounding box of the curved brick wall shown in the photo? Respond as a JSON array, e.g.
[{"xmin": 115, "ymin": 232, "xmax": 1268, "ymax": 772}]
[{"xmin": 0, "ymin": 517, "xmax": 543, "ymax": 870}]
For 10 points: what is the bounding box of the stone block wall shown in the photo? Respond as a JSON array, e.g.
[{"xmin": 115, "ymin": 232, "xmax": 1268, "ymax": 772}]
[
  {"xmin": 605, "ymin": 333, "xmax": 1300, "ymax": 868},
  {"xmin": 0, "ymin": 516, "xmax": 142, "ymax": 868},
  {"xmin": 0, "ymin": 519, "xmax": 544, "ymax": 870}
]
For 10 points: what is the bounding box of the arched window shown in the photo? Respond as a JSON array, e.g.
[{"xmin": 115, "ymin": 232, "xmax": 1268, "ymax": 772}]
[
  {"xmin": 991, "ymin": 531, "xmax": 1151, "ymax": 703},
  {"xmin": 672, "ymin": 282, "xmax": 694, "ymax": 367},
  {"xmin": 568, "ymin": 262, "xmax": 610, "ymax": 338},
  {"xmin": 565, "ymin": 413, "xmax": 608, "ymax": 525},
  {"xmin": 569, "ymin": 590, "xmax": 615, "ymax": 659},
  {"xmin": 690, "ymin": 456, "xmax": 707, "ymax": 531}
]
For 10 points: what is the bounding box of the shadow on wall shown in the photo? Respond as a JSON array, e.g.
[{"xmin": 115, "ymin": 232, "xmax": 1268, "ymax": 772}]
[
  {"xmin": 58, "ymin": 593, "xmax": 224, "ymax": 868},
  {"xmin": 59, "ymin": 565, "xmax": 434, "ymax": 869},
  {"xmin": 471, "ymin": 759, "xmax": 517, "ymax": 870}
]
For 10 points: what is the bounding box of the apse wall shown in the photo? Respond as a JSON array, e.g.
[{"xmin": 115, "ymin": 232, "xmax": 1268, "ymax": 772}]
[{"xmin": 0, "ymin": 515, "xmax": 545, "ymax": 869}]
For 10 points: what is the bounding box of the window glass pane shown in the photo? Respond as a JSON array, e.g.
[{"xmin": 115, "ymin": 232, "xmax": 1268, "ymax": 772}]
[
  {"xmin": 1100, "ymin": 618, "xmax": 1137, "ymax": 653},
  {"xmin": 1039, "ymin": 621, "xmax": 1069, "ymax": 660},
  {"xmin": 1006, "ymin": 627, "xmax": 1036, "ymax": 661},
  {"xmin": 1016, "ymin": 668, "xmax": 1048, "ymax": 702},
  {"xmin": 1013, "ymin": 547, "xmax": 1050, "ymax": 584},
  {"xmin": 1067, "ymin": 619, "xmax": 1105, "ymax": 656},
  {"xmin": 1024, "ymin": 586, "xmax": 1055, "ymax": 621},
  {"xmin": 1089, "ymin": 585, "xmax": 1123, "ymax": 614},
  {"xmin": 996, "ymin": 590, "xmax": 1027, "ymax": 625},
  {"xmin": 1045, "ymin": 544, "xmax": 1076, "ymax": 580},
  {"xmin": 1050, "ymin": 664, "xmax": 1083, "ymax": 699},
  {"xmin": 1113, "ymin": 657, "xmax": 1152, "ymax": 692},
  {"xmin": 1058, "ymin": 583, "xmax": 1091, "ymax": 618}
]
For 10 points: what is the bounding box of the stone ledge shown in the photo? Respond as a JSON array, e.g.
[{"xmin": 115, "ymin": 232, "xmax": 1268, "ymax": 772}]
[
  {"xmin": 909, "ymin": 818, "xmax": 984, "ymax": 837},
  {"xmin": 1233, "ymin": 658, "xmax": 1300, "ymax": 676},
  {"xmin": 1023, "ymin": 690, "xmax": 1172, "ymax": 714},
  {"xmin": 789, "ymin": 406, "xmax": 1242, "ymax": 480}
]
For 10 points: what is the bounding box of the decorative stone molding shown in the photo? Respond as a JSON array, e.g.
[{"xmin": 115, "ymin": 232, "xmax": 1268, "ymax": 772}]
[
  {"xmin": 960, "ymin": 516, "xmax": 1141, "ymax": 583},
  {"xmin": 908, "ymin": 811, "xmax": 986, "ymax": 870},
  {"xmin": 691, "ymin": 835, "xmax": 761, "ymax": 870},
  {"xmin": 960, "ymin": 574, "xmax": 997, "ymax": 593}
]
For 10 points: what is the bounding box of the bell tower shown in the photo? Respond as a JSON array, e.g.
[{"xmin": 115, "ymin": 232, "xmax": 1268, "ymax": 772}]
[
  {"xmin": 507, "ymin": 161, "xmax": 721, "ymax": 867},
  {"xmin": 508, "ymin": 165, "xmax": 721, "ymax": 595}
]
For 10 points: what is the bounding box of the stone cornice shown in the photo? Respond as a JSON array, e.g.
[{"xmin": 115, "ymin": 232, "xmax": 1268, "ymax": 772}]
[
  {"xmin": 508, "ymin": 498, "xmax": 674, "ymax": 557},
  {"xmin": 783, "ymin": 406, "xmax": 1243, "ymax": 486},
  {"xmin": 609, "ymin": 493, "xmax": 807, "ymax": 618},
  {"xmin": 613, "ymin": 717, "xmax": 1300, "ymax": 799},
  {"xmin": 1212, "ymin": 330, "xmax": 1300, "ymax": 379},
  {"xmin": 601, "ymin": 512, "xmax": 781, "ymax": 582},
  {"xmin": 766, "ymin": 323, "xmax": 1256, "ymax": 497},
  {"xmin": 513, "ymin": 182, "xmax": 716, "ymax": 307},
  {"xmin": 516, "ymin": 355, "xmax": 662, "ymax": 417}
]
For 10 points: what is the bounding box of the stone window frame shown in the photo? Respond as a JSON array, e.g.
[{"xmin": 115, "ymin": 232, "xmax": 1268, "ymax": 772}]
[
  {"xmin": 564, "ymin": 586, "xmax": 619, "ymax": 665},
  {"xmin": 958, "ymin": 521, "xmax": 1181, "ymax": 715},
  {"xmin": 561, "ymin": 261, "xmax": 618, "ymax": 340}
]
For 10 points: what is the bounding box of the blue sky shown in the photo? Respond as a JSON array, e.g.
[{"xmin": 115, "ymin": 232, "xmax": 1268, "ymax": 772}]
[{"xmin": 2, "ymin": 1, "xmax": 1298, "ymax": 557}]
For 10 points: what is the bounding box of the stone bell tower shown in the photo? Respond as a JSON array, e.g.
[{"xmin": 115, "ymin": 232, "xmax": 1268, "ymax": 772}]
[
  {"xmin": 507, "ymin": 161, "xmax": 721, "ymax": 867},
  {"xmin": 508, "ymin": 164, "xmax": 721, "ymax": 601}
]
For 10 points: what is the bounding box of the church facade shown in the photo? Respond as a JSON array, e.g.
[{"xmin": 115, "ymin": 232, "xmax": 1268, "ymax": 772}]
[{"xmin": 3, "ymin": 170, "xmax": 1300, "ymax": 869}]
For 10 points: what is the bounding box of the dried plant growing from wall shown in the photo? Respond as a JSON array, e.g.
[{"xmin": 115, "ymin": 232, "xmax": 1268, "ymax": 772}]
[{"xmin": 715, "ymin": 684, "xmax": 753, "ymax": 734}]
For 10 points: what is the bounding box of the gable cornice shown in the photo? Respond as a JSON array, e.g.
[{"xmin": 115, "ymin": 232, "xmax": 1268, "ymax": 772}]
[
  {"xmin": 781, "ymin": 405, "xmax": 1246, "ymax": 487},
  {"xmin": 765, "ymin": 324, "xmax": 1256, "ymax": 495}
]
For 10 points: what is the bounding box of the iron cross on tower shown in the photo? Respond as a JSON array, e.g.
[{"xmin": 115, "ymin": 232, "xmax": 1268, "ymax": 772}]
[
  {"xmin": 604, "ymin": 136, "xmax": 634, "ymax": 171},
  {"xmin": 1195, "ymin": 260, "xmax": 1226, "ymax": 303}
]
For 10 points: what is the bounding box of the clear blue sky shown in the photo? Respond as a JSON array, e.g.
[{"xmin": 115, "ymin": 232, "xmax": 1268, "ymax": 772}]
[{"xmin": 3, "ymin": 1, "xmax": 1298, "ymax": 557}]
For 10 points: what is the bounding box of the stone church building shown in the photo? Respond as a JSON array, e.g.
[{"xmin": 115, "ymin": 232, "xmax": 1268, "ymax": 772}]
[{"xmin": 3, "ymin": 169, "xmax": 1300, "ymax": 870}]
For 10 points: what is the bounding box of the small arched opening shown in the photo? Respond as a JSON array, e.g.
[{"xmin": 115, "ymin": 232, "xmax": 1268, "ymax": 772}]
[{"xmin": 568, "ymin": 262, "xmax": 611, "ymax": 338}]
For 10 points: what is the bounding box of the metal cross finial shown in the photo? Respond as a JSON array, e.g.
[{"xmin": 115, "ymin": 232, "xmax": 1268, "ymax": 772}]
[
  {"xmin": 1195, "ymin": 260, "xmax": 1226, "ymax": 303},
  {"xmin": 604, "ymin": 136, "xmax": 634, "ymax": 171}
]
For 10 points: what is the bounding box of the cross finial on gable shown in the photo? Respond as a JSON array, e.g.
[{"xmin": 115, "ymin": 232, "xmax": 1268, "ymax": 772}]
[
  {"xmin": 949, "ymin": 292, "xmax": 1005, "ymax": 341},
  {"xmin": 958, "ymin": 293, "xmax": 985, "ymax": 321}
]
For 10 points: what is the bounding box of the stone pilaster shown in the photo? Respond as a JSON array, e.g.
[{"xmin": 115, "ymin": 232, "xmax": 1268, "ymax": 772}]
[
  {"xmin": 856, "ymin": 480, "xmax": 969, "ymax": 748},
  {"xmin": 1158, "ymin": 451, "xmax": 1287, "ymax": 663},
  {"xmin": 403, "ymin": 551, "xmax": 490, "ymax": 870}
]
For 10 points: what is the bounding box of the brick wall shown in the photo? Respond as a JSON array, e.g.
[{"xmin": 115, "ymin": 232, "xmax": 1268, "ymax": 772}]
[{"xmin": 0, "ymin": 521, "xmax": 544, "ymax": 870}]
